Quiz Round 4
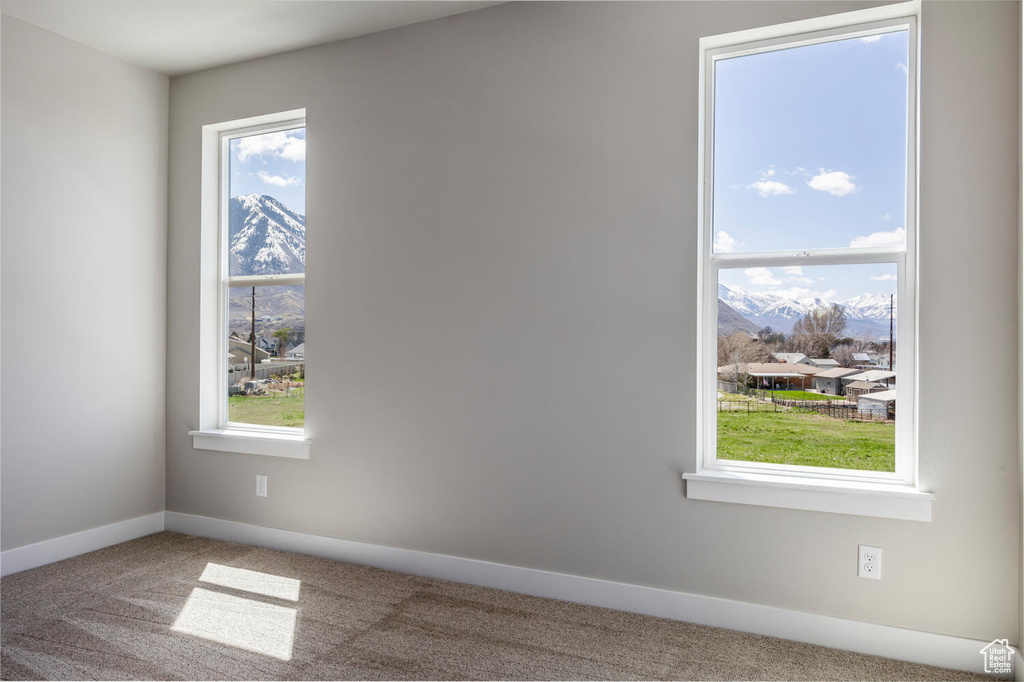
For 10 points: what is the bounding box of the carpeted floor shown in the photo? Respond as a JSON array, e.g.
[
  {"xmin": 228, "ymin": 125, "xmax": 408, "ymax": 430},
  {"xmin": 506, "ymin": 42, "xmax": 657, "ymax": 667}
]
[{"xmin": 0, "ymin": 532, "xmax": 985, "ymax": 681}]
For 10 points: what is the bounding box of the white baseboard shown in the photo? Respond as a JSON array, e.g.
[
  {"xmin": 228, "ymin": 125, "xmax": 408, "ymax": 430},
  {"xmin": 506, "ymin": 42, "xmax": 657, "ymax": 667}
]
[
  {"xmin": 0, "ymin": 512, "xmax": 166, "ymax": 577},
  {"xmin": 165, "ymin": 511, "xmax": 994, "ymax": 675}
]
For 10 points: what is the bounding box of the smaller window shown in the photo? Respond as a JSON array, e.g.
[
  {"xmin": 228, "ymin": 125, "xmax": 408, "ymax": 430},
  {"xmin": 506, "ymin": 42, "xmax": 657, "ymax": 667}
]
[{"xmin": 192, "ymin": 110, "xmax": 310, "ymax": 459}]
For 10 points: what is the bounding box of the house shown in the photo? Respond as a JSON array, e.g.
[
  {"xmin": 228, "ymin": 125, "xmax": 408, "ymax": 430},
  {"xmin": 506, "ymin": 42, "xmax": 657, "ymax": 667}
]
[
  {"xmin": 844, "ymin": 380, "xmax": 886, "ymax": 401},
  {"xmin": 228, "ymin": 336, "xmax": 272, "ymax": 367},
  {"xmin": 2, "ymin": 1, "xmax": 1020, "ymax": 679},
  {"xmin": 719, "ymin": 362, "xmax": 821, "ymax": 391},
  {"xmin": 844, "ymin": 369, "xmax": 896, "ymax": 387},
  {"xmin": 812, "ymin": 367, "xmax": 862, "ymax": 396},
  {"xmin": 857, "ymin": 389, "xmax": 896, "ymax": 417},
  {"xmin": 807, "ymin": 358, "xmax": 840, "ymax": 369},
  {"xmin": 286, "ymin": 343, "xmax": 305, "ymax": 361},
  {"xmin": 853, "ymin": 351, "xmax": 891, "ymax": 370}
]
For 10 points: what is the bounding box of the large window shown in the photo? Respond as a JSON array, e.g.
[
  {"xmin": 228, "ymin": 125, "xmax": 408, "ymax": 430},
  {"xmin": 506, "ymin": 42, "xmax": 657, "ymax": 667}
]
[
  {"xmin": 696, "ymin": 13, "xmax": 919, "ymax": 493},
  {"xmin": 222, "ymin": 122, "xmax": 306, "ymax": 432}
]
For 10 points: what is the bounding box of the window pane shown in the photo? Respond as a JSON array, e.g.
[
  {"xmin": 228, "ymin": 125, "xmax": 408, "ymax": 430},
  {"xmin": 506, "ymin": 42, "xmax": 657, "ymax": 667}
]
[
  {"xmin": 228, "ymin": 285, "xmax": 305, "ymax": 428},
  {"xmin": 711, "ymin": 31, "xmax": 908, "ymax": 253},
  {"xmin": 716, "ymin": 263, "xmax": 896, "ymax": 472},
  {"xmin": 228, "ymin": 128, "xmax": 306, "ymax": 276}
]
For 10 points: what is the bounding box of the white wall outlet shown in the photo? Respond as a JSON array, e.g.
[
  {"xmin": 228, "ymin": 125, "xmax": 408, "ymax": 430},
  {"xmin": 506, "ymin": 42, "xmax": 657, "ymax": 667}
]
[
  {"xmin": 256, "ymin": 474, "xmax": 268, "ymax": 498},
  {"xmin": 858, "ymin": 544, "xmax": 881, "ymax": 580}
]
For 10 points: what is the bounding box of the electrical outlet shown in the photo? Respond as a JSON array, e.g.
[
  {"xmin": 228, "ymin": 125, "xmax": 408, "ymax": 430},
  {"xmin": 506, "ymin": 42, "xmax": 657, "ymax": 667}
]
[
  {"xmin": 256, "ymin": 474, "xmax": 268, "ymax": 498},
  {"xmin": 858, "ymin": 544, "xmax": 881, "ymax": 580}
]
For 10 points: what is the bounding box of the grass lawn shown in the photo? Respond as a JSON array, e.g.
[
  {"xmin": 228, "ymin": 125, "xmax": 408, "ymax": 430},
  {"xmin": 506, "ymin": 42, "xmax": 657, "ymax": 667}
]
[
  {"xmin": 717, "ymin": 410, "xmax": 894, "ymax": 471},
  {"xmin": 229, "ymin": 389, "xmax": 304, "ymax": 428},
  {"xmin": 769, "ymin": 390, "xmax": 844, "ymax": 401}
]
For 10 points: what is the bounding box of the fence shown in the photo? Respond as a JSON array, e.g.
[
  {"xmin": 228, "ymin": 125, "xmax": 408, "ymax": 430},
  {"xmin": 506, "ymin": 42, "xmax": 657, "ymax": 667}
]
[
  {"xmin": 229, "ymin": 362, "xmax": 304, "ymax": 386},
  {"xmin": 717, "ymin": 384, "xmax": 894, "ymax": 422}
]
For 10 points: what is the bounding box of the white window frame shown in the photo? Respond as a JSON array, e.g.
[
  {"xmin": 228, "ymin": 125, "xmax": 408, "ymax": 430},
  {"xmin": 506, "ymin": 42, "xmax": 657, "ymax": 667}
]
[
  {"xmin": 190, "ymin": 109, "xmax": 310, "ymax": 459},
  {"xmin": 683, "ymin": 2, "xmax": 933, "ymax": 520}
]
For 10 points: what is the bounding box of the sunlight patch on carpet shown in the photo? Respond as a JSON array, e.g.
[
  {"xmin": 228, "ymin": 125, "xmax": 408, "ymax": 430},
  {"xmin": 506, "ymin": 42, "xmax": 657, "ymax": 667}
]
[
  {"xmin": 199, "ymin": 563, "xmax": 301, "ymax": 601},
  {"xmin": 172, "ymin": 587, "xmax": 296, "ymax": 660}
]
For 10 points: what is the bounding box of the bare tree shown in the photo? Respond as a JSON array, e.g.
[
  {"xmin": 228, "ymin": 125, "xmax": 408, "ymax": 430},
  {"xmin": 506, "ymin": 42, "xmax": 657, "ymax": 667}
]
[{"xmin": 791, "ymin": 304, "xmax": 847, "ymax": 360}]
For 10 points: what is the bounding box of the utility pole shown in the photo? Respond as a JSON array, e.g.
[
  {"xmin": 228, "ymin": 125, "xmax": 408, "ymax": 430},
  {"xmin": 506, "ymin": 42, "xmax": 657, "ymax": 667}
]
[
  {"xmin": 884, "ymin": 288, "xmax": 892, "ymax": 368},
  {"xmin": 250, "ymin": 286, "xmax": 257, "ymax": 381}
]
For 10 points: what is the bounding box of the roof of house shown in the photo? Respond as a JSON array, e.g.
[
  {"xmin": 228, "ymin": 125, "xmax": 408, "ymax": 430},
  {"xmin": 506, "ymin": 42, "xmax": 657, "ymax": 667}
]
[
  {"xmin": 718, "ymin": 362, "xmax": 820, "ymax": 378},
  {"xmin": 814, "ymin": 367, "xmax": 861, "ymax": 379},
  {"xmin": 846, "ymin": 369, "xmax": 896, "ymax": 383},
  {"xmin": 852, "ymin": 352, "xmax": 872, "ymax": 362},
  {"xmin": 845, "ymin": 381, "xmax": 883, "ymax": 390},
  {"xmin": 771, "ymin": 352, "xmax": 809, "ymax": 364},
  {"xmin": 288, "ymin": 343, "xmax": 305, "ymax": 355},
  {"xmin": 809, "ymin": 358, "xmax": 839, "ymax": 367},
  {"xmin": 858, "ymin": 389, "xmax": 896, "ymax": 403}
]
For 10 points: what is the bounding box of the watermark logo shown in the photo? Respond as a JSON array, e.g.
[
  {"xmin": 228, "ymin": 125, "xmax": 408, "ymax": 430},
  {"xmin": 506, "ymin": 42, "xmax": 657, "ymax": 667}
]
[{"xmin": 980, "ymin": 639, "xmax": 1015, "ymax": 676}]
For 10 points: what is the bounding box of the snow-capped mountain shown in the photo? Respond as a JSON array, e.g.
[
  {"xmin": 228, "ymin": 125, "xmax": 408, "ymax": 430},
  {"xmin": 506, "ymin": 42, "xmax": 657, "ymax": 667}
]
[
  {"xmin": 718, "ymin": 284, "xmax": 894, "ymax": 338},
  {"xmin": 229, "ymin": 194, "xmax": 305, "ymax": 276}
]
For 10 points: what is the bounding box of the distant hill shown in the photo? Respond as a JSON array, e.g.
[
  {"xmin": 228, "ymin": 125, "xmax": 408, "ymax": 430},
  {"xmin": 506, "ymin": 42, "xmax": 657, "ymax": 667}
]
[{"xmin": 718, "ymin": 299, "xmax": 759, "ymax": 336}]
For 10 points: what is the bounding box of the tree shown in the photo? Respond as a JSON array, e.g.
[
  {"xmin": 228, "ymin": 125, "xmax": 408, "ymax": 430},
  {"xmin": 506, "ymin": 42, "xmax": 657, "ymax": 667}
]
[
  {"xmin": 791, "ymin": 304, "xmax": 847, "ymax": 360},
  {"xmin": 272, "ymin": 328, "xmax": 293, "ymax": 357}
]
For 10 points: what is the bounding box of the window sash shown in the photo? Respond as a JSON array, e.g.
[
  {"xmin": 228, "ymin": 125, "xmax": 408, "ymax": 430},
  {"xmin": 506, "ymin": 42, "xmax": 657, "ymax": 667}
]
[
  {"xmin": 217, "ymin": 120, "xmax": 306, "ymax": 434},
  {"xmin": 697, "ymin": 16, "xmax": 918, "ymax": 486}
]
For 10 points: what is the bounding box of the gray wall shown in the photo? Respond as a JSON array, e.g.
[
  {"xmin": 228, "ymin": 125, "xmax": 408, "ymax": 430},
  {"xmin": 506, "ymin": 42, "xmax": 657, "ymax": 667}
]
[
  {"xmin": 1, "ymin": 18, "xmax": 169, "ymax": 550},
  {"xmin": 166, "ymin": 1, "xmax": 1021, "ymax": 642}
]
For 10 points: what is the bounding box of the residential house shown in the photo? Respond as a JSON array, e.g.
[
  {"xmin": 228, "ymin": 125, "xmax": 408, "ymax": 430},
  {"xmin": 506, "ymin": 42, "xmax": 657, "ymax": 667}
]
[
  {"xmin": 857, "ymin": 389, "xmax": 896, "ymax": 417},
  {"xmin": 287, "ymin": 343, "xmax": 305, "ymax": 361},
  {"xmin": 719, "ymin": 362, "xmax": 821, "ymax": 391},
  {"xmin": 812, "ymin": 367, "xmax": 861, "ymax": 396},
  {"xmin": 844, "ymin": 380, "xmax": 886, "ymax": 401}
]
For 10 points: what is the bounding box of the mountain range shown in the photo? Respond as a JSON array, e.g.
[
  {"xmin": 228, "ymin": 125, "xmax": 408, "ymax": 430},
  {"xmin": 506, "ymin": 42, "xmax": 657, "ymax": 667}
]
[
  {"xmin": 718, "ymin": 283, "xmax": 895, "ymax": 338},
  {"xmin": 228, "ymin": 194, "xmax": 891, "ymax": 341},
  {"xmin": 229, "ymin": 194, "xmax": 306, "ymax": 276},
  {"xmin": 228, "ymin": 194, "xmax": 306, "ymax": 337}
]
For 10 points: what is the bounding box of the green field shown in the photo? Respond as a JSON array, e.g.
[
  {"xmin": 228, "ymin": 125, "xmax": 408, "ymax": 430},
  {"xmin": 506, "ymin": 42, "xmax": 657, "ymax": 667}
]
[
  {"xmin": 769, "ymin": 390, "xmax": 845, "ymax": 401},
  {"xmin": 717, "ymin": 410, "xmax": 894, "ymax": 471},
  {"xmin": 229, "ymin": 388, "xmax": 304, "ymax": 428}
]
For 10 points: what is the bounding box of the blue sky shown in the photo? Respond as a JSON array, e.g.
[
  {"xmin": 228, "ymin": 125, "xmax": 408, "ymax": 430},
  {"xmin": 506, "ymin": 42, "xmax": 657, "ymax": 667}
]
[
  {"xmin": 230, "ymin": 127, "xmax": 306, "ymax": 215},
  {"xmin": 715, "ymin": 30, "xmax": 908, "ymax": 300}
]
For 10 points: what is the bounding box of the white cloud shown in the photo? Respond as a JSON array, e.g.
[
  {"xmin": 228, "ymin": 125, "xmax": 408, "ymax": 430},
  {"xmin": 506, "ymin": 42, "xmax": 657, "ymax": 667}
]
[
  {"xmin": 748, "ymin": 180, "xmax": 795, "ymax": 197},
  {"xmin": 896, "ymin": 61, "xmax": 908, "ymax": 75},
  {"xmin": 849, "ymin": 227, "xmax": 906, "ymax": 249},
  {"xmin": 714, "ymin": 230, "xmax": 742, "ymax": 253},
  {"xmin": 870, "ymin": 274, "xmax": 897, "ymax": 281},
  {"xmin": 860, "ymin": 35, "xmax": 883, "ymax": 44},
  {"xmin": 881, "ymin": 212, "xmax": 892, "ymax": 222},
  {"xmin": 807, "ymin": 169, "xmax": 858, "ymax": 197},
  {"xmin": 787, "ymin": 277, "xmax": 815, "ymax": 285},
  {"xmin": 745, "ymin": 267, "xmax": 781, "ymax": 287},
  {"xmin": 237, "ymin": 131, "xmax": 306, "ymax": 162},
  {"xmin": 763, "ymin": 168, "xmax": 776, "ymax": 177},
  {"xmin": 257, "ymin": 171, "xmax": 303, "ymax": 187},
  {"xmin": 783, "ymin": 266, "xmax": 803, "ymax": 275}
]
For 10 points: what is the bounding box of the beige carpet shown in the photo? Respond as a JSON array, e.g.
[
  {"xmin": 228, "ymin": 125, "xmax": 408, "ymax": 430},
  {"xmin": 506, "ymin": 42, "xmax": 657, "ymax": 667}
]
[{"xmin": 0, "ymin": 532, "xmax": 984, "ymax": 681}]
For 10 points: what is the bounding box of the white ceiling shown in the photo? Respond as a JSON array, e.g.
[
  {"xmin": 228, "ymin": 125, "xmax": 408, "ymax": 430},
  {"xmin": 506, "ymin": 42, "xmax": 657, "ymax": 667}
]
[{"xmin": 0, "ymin": 1, "xmax": 502, "ymax": 76}]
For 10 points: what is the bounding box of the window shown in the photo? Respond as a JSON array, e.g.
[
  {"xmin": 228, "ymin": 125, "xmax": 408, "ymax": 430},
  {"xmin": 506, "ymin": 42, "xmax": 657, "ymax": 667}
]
[
  {"xmin": 685, "ymin": 5, "xmax": 932, "ymax": 519},
  {"xmin": 192, "ymin": 110, "xmax": 309, "ymax": 459}
]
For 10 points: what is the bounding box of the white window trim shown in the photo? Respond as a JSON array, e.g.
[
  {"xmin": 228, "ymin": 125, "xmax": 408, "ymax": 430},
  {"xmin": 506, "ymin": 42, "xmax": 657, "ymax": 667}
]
[
  {"xmin": 192, "ymin": 109, "xmax": 310, "ymax": 460},
  {"xmin": 686, "ymin": 2, "xmax": 931, "ymax": 520}
]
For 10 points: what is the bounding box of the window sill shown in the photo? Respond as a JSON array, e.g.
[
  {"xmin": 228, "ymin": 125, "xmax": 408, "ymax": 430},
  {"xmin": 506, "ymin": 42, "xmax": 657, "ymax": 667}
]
[
  {"xmin": 189, "ymin": 429, "xmax": 310, "ymax": 459},
  {"xmin": 682, "ymin": 471, "xmax": 933, "ymax": 521}
]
